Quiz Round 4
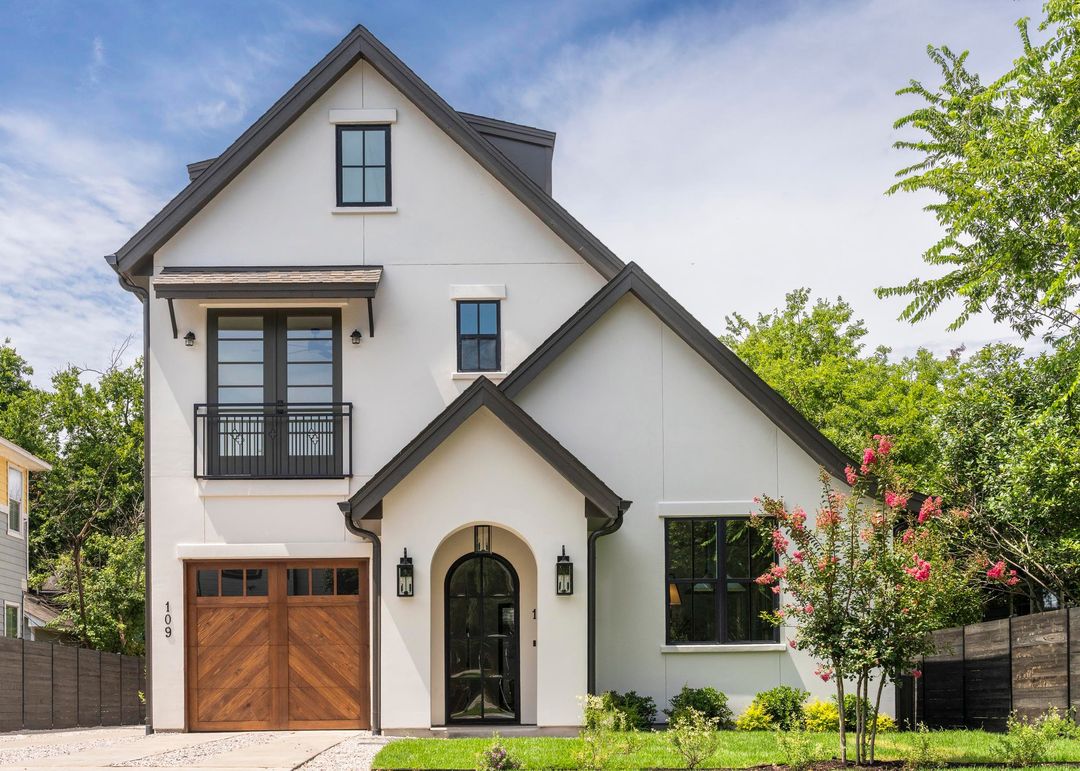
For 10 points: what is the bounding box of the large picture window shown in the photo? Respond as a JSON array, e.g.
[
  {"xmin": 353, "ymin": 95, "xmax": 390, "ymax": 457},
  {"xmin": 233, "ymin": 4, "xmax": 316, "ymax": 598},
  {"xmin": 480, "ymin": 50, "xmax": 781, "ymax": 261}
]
[
  {"xmin": 665, "ymin": 517, "xmax": 777, "ymax": 644},
  {"xmin": 336, "ymin": 125, "xmax": 391, "ymax": 206}
]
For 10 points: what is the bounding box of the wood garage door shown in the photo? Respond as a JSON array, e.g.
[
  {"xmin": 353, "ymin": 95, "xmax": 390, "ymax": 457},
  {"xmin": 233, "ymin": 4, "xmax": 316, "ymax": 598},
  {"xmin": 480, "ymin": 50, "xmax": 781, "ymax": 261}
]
[{"xmin": 185, "ymin": 560, "xmax": 369, "ymax": 731}]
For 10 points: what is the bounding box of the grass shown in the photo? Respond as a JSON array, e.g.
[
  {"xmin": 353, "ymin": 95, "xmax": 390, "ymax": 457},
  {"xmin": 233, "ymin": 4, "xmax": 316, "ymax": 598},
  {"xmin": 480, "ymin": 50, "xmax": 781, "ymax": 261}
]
[{"xmin": 372, "ymin": 729, "xmax": 1080, "ymax": 769}]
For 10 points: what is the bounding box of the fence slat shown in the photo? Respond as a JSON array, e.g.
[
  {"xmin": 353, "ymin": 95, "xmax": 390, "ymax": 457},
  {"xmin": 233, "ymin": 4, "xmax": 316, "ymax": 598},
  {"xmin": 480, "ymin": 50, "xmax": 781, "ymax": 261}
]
[
  {"xmin": 0, "ymin": 637, "xmax": 23, "ymax": 732},
  {"xmin": 22, "ymin": 639, "xmax": 53, "ymax": 729}
]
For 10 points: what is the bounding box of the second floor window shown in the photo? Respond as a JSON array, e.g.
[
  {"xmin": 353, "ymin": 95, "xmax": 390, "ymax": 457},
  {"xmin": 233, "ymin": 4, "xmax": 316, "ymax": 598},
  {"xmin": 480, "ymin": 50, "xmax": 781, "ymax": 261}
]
[
  {"xmin": 7, "ymin": 466, "xmax": 22, "ymax": 534},
  {"xmin": 665, "ymin": 517, "xmax": 777, "ymax": 644},
  {"xmin": 337, "ymin": 125, "xmax": 391, "ymax": 206},
  {"xmin": 457, "ymin": 301, "xmax": 500, "ymax": 372}
]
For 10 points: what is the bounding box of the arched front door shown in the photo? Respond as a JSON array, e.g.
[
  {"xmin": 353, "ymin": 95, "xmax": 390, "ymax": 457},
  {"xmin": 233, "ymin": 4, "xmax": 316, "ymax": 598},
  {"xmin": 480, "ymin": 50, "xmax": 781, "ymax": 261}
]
[{"xmin": 445, "ymin": 553, "xmax": 519, "ymax": 723}]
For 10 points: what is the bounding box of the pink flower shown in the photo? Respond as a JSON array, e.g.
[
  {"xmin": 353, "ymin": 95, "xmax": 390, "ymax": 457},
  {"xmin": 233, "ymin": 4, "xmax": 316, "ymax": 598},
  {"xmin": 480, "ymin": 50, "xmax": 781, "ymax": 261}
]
[
  {"xmin": 874, "ymin": 434, "xmax": 892, "ymax": 457},
  {"xmin": 771, "ymin": 565, "xmax": 788, "ymax": 579},
  {"xmin": 885, "ymin": 491, "xmax": 909, "ymax": 510},
  {"xmin": 871, "ymin": 511, "xmax": 886, "ymax": 528},
  {"xmin": 861, "ymin": 447, "xmax": 876, "ymax": 474},
  {"xmin": 772, "ymin": 529, "xmax": 789, "ymax": 552},
  {"xmin": 844, "ymin": 465, "xmax": 858, "ymax": 486},
  {"xmin": 911, "ymin": 669, "xmax": 922, "ymax": 679},
  {"xmin": 789, "ymin": 639, "xmax": 797, "ymax": 649},
  {"xmin": 827, "ymin": 490, "xmax": 846, "ymax": 508},
  {"xmin": 814, "ymin": 666, "xmax": 832, "ymax": 683},
  {"xmin": 904, "ymin": 554, "xmax": 931, "ymax": 582},
  {"xmin": 790, "ymin": 507, "xmax": 807, "ymax": 530},
  {"xmin": 918, "ymin": 496, "xmax": 942, "ymax": 524},
  {"xmin": 803, "ymin": 603, "xmax": 814, "ymax": 614},
  {"xmin": 771, "ymin": 586, "xmax": 781, "ymax": 595},
  {"xmin": 792, "ymin": 551, "xmax": 804, "ymax": 564},
  {"xmin": 755, "ymin": 572, "xmax": 774, "ymax": 586},
  {"xmin": 901, "ymin": 528, "xmax": 915, "ymax": 545},
  {"xmin": 816, "ymin": 509, "xmax": 841, "ymax": 528},
  {"xmin": 986, "ymin": 560, "xmax": 1006, "ymax": 580}
]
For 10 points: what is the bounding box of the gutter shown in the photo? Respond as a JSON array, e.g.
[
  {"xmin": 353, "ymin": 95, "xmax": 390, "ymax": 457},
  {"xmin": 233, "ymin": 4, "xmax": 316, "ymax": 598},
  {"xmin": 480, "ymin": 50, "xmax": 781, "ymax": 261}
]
[
  {"xmin": 587, "ymin": 507, "xmax": 626, "ymax": 694},
  {"xmin": 108, "ymin": 255, "xmax": 153, "ymax": 734},
  {"xmin": 338, "ymin": 502, "xmax": 381, "ymax": 735}
]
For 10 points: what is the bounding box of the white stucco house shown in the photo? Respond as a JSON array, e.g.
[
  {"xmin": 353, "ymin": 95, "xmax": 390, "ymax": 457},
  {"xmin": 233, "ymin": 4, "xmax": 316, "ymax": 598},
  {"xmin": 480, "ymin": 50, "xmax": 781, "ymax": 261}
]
[{"xmin": 106, "ymin": 25, "xmax": 893, "ymax": 734}]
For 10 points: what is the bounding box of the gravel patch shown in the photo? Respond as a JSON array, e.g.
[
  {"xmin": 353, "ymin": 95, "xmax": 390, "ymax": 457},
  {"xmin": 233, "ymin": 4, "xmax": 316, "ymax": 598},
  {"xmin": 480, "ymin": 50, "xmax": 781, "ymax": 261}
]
[
  {"xmin": 0, "ymin": 729, "xmax": 144, "ymax": 764},
  {"xmin": 114, "ymin": 731, "xmax": 277, "ymax": 767},
  {"xmin": 298, "ymin": 732, "xmax": 395, "ymax": 771}
]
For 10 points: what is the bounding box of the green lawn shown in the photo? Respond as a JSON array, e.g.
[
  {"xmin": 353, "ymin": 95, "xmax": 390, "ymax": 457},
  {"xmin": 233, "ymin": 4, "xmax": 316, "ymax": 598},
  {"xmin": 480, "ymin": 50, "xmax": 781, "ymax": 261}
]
[{"xmin": 373, "ymin": 729, "xmax": 1080, "ymax": 769}]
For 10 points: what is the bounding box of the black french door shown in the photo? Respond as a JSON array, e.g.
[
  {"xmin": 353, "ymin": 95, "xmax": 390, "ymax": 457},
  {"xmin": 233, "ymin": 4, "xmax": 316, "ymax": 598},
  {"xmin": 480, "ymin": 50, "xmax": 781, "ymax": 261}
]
[
  {"xmin": 206, "ymin": 309, "xmax": 343, "ymax": 478},
  {"xmin": 445, "ymin": 553, "xmax": 519, "ymax": 723}
]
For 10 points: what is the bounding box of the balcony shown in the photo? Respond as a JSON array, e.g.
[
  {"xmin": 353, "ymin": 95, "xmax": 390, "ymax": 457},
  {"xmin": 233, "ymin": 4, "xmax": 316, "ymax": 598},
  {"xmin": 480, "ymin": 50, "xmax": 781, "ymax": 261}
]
[{"xmin": 194, "ymin": 403, "xmax": 352, "ymax": 479}]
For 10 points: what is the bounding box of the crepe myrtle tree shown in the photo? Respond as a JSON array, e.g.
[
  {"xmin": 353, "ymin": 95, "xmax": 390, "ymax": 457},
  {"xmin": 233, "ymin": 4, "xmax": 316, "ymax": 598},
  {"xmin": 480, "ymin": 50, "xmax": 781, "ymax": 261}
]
[{"xmin": 751, "ymin": 436, "xmax": 1015, "ymax": 765}]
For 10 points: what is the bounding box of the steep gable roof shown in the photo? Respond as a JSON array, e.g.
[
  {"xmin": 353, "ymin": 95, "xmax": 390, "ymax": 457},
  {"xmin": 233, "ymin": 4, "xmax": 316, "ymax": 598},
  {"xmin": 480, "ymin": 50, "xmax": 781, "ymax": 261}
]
[
  {"xmin": 341, "ymin": 377, "xmax": 631, "ymax": 523},
  {"xmin": 105, "ymin": 25, "xmax": 624, "ymax": 280},
  {"xmin": 500, "ymin": 262, "xmax": 858, "ymax": 483}
]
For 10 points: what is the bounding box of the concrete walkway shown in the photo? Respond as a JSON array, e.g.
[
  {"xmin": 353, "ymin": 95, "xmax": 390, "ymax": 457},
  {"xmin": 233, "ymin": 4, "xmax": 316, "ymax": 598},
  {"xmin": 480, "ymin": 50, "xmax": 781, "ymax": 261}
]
[{"xmin": 0, "ymin": 727, "xmax": 390, "ymax": 771}]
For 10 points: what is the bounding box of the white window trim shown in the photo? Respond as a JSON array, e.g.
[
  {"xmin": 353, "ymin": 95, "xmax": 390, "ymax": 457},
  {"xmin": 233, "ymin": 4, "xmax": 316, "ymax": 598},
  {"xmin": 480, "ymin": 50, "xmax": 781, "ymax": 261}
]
[
  {"xmin": 6, "ymin": 465, "xmax": 23, "ymax": 538},
  {"xmin": 3, "ymin": 601, "xmax": 19, "ymax": 639},
  {"xmin": 451, "ymin": 371, "xmax": 509, "ymax": 382},
  {"xmin": 660, "ymin": 643, "xmax": 787, "ymax": 654},
  {"xmin": 330, "ymin": 206, "xmax": 397, "ymax": 215},
  {"xmin": 328, "ymin": 108, "xmax": 397, "ymax": 124},
  {"xmin": 658, "ymin": 501, "xmax": 757, "ymax": 518},
  {"xmin": 450, "ymin": 284, "xmax": 507, "ymax": 301}
]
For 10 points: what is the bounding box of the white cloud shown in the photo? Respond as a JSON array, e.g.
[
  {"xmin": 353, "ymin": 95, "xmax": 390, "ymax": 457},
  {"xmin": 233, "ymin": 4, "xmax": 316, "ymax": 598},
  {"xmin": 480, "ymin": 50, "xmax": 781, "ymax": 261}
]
[
  {"xmin": 498, "ymin": 0, "xmax": 1046, "ymax": 357},
  {"xmin": 0, "ymin": 111, "xmax": 167, "ymax": 385},
  {"xmin": 87, "ymin": 36, "xmax": 106, "ymax": 85}
]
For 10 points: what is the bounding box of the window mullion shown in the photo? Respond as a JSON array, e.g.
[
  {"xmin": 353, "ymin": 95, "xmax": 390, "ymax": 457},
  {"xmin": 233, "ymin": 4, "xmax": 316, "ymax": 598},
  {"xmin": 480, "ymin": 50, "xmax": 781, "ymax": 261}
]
[{"xmin": 717, "ymin": 518, "xmax": 726, "ymax": 644}]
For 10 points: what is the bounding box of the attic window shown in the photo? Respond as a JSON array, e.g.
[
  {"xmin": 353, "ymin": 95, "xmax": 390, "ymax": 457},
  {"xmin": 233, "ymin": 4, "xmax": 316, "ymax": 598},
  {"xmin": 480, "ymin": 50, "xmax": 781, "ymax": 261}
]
[{"xmin": 337, "ymin": 125, "xmax": 391, "ymax": 207}]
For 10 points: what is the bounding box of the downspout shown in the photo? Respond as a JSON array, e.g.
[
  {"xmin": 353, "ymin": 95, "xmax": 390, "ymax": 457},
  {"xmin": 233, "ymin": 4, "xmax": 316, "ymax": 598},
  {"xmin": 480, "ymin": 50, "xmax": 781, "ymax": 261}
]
[
  {"xmin": 110, "ymin": 258, "xmax": 152, "ymax": 734},
  {"xmin": 587, "ymin": 507, "xmax": 626, "ymax": 694},
  {"xmin": 339, "ymin": 502, "xmax": 381, "ymax": 735}
]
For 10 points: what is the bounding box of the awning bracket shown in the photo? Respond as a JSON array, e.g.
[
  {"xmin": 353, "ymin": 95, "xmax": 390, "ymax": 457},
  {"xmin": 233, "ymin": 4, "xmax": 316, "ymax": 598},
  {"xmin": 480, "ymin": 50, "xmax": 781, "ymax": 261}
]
[
  {"xmin": 167, "ymin": 298, "xmax": 178, "ymax": 339},
  {"xmin": 367, "ymin": 298, "xmax": 375, "ymax": 337}
]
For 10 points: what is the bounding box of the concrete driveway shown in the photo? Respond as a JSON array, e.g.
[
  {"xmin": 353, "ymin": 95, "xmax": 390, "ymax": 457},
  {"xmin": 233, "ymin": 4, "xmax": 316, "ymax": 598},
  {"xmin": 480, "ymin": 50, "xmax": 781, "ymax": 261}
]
[{"xmin": 0, "ymin": 727, "xmax": 392, "ymax": 770}]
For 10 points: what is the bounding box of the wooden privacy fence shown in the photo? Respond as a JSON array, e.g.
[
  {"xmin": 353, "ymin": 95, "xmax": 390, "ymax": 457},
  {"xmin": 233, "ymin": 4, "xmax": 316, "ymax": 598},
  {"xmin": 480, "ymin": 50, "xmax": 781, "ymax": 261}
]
[
  {"xmin": 911, "ymin": 607, "xmax": 1079, "ymax": 731},
  {"xmin": 0, "ymin": 637, "xmax": 144, "ymax": 731}
]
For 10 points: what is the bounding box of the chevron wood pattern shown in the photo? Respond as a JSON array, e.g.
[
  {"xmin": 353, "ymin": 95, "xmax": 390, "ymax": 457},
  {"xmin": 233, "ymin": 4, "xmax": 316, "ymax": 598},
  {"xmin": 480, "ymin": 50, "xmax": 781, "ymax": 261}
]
[{"xmin": 185, "ymin": 560, "xmax": 369, "ymax": 731}]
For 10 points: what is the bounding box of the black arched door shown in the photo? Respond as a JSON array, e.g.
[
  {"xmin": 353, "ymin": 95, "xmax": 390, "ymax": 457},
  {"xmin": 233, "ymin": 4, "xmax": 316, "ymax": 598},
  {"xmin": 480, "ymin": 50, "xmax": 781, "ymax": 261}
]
[{"xmin": 445, "ymin": 553, "xmax": 519, "ymax": 723}]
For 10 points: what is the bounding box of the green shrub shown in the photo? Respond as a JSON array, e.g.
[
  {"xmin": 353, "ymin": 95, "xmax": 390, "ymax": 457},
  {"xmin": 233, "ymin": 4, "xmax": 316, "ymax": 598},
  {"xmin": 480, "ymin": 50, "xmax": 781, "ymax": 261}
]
[
  {"xmin": 576, "ymin": 694, "xmax": 642, "ymax": 768},
  {"xmin": 997, "ymin": 712, "xmax": 1050, "ymax": 767},
  {"xmin": 876, "ymin": 713, "xmax": 897, "ymax": 733},
  {"xmin": 903, "ymin": 722, "xmax": 941, "ymax": 771},
  {"xmin": 476, "ymin": 733, "xmax": 520, "ymax": 770},
  {"xmin": 596, "ymin": 689, "xmax": 656, "ymax": 731},
  {"xmin": 735, "ymin": 702, "xmax": 774, "ymax": 731},
  {"xmin": 752, "ymin": 685, "xmax": 808, "ymax": 730},
  {"xmin": 803, "ymin": 699, "xmax": 839, "ymax": 732},
  {"xmin": 1037, "ymin": 706, "xmax": 1080, "ymax": 739},
  {"xmin": 775, "ymin": 728, "xmax": 819, "ymax": 771},
  {"xmin": 668, "ymin": 707, "xmax": 721, "ymax": 769},
  {"xmin": 664, "ymin": 685, "xmax": 733, "ymax": 728}
]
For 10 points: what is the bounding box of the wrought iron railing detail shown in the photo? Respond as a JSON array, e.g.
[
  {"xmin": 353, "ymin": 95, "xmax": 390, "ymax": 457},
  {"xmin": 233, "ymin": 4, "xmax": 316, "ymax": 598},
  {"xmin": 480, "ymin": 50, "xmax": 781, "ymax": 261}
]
[{"xmin": 194, "ymin": 402, "xmax": 352, "ymax": 479}]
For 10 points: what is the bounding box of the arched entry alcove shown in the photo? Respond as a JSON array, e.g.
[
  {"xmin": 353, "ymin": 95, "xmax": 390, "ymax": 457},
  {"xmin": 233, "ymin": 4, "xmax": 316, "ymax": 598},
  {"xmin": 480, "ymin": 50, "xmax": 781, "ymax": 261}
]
[{"xmin": 430, "ymin": 525, "xmax": 538, "ymax": 726}]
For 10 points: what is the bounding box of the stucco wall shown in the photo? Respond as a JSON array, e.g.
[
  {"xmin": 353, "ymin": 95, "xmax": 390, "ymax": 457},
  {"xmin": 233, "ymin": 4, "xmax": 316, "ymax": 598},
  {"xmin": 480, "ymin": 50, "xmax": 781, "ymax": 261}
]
[
  {"xmin": 379, "ymin": 408, "xmax": 588, "ymax": 729},
  {"xmin": 145, "ymin": 58, "xmax": 605, "ymax": 730},
  {"xmin": 515, "ymin": 294, "xmax": 895, "ymax": 719}
]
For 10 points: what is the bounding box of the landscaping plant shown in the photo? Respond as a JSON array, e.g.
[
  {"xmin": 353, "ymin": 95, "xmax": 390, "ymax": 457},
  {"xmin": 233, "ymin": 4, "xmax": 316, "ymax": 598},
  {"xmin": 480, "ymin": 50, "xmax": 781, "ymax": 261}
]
[
  {"xmin": 595, "ymin": 689, "xmax": 656, "ymax": 731},
  {"xmin": 664, "ymin": 685, "xmax": 733, "ymax": 728},
  {"xmin": 475, "ymin": 733, "xmax": 520, "ymax": 771},
  {"xmin": 751, "ymin": 435, "xmax": 1012, "ymax": 764},
  {"xmin": 751, "ymin": 685, "xmax": 808, "ymax": 730},
  {"xmin": 802, "ymin": 699, "xmax": 839, "ymax": 732},
  {"xmin": 734, "ymin": 702, "xmax": 773, "ymax": 731},
  {"xmin": 667, "ymin": 707, "xmax": 721, "ymax": 770},
  {"xmin": 997, "ymin": 711, "xmax": 1052, "ymax": 767},
  {"xmin": 575, "ymin": 694, "xmax": 641, "ymax": 769},
  {"xmin": 775, "ymin": 728, "xmax": 819, "ymax": 771},
  {"xmin": 903, "ymin": 722, "xmax": 941, "ymax": 771}
]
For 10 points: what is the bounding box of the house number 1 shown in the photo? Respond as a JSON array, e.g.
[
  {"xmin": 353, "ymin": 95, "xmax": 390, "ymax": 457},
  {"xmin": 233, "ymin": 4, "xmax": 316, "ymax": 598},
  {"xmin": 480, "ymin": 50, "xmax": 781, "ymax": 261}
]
[{"xmin": 164, "ymin": 601, "xmax": 173, "ymax": 638}]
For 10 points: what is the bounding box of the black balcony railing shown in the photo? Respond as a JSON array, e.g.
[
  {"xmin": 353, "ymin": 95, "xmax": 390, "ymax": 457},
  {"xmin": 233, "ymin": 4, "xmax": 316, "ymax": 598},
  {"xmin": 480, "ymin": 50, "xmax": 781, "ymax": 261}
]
[{"xmin": 194, "ymin": 402, "xmax": 352, "ymax": 479}]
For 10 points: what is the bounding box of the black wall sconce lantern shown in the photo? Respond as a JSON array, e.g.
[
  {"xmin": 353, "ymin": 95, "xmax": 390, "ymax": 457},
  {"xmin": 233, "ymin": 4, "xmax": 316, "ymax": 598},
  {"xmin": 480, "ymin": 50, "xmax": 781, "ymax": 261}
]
[
  {"xmin": 474, "ymin": 525, "xmax": 491, "ymax": 554},
  {"xmin": 184, "ymin": 331, "xmax": 196, "ymax": 347},
  {"xmin": 556, "ymin": 546, "xmax": 574, "ymax": 595},
  {"xmin": 350, "ymin": 329, "xmax": 363, "ymax": 345},
  {"xmin": 397, "ymin": 548, "xmax": 414, "ymax": 597}
]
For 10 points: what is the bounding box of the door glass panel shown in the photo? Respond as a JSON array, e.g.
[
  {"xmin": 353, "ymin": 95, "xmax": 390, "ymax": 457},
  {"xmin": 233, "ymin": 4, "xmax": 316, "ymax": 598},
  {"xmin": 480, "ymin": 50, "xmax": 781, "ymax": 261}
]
[
  {"xmin": 221, "ymin": 569, "xmax": 244, "ymax": 597},
  {"xmin": 447, "ymin": 555, "xmax": 518, "ymax": 722},
  {"xmin": 287, "ymin": 568, "xmax": 309, "ymax": 596},
  {"xmin": 311, "ymin": 568, "xmax": 334, "ymax": 595},
  {"xmin": 336, "ymin": 568, "xmax": 359, "ymax": 595},
  {"xmin": 245, "ymin": 569, "xmax": 268, "ymax": 596},
  {"xmin": 196, "ymin": 570, "xmax": 218, "ymax": 597}
]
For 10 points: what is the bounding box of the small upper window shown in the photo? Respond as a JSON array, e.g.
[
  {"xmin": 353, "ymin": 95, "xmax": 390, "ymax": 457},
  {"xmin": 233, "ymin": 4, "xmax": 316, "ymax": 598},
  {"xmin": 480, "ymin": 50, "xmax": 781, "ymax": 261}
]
[
  {"xmin": 457, "ymin": 301, "xmax": 501, "ymax": 372},
  {"xmin": 337, "ymin": 125, "xmax": 391, "ymax": 206},
  {"xmin": 8, "ymin": 466, "xmax": 22, "ymax": 534},
  {"xmin": 4, "ymin": 604, "xmax": 17, "ymax": 639}
]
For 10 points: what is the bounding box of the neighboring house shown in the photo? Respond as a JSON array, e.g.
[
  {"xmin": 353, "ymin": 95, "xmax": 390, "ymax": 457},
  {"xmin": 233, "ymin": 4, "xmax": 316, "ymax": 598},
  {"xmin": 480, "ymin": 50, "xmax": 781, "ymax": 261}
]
[
  {"xmin": 106, "ymin": 26, "xmax": 895, "ymax": 734},
  {"xmin": 0, "ymin": 436, "xmax": 51, "ymax": 640}
]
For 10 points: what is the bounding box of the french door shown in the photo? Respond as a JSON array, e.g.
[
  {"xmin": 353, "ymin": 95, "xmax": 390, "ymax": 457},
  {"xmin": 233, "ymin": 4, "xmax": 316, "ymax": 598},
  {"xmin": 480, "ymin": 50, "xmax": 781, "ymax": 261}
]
[
  {"xmin": 445, "ymin": 553, "xmax": 520, "ymax": 723},
  {"xmin": 206, "ymin": 309, "xmax": 343, "ymax": 478}
]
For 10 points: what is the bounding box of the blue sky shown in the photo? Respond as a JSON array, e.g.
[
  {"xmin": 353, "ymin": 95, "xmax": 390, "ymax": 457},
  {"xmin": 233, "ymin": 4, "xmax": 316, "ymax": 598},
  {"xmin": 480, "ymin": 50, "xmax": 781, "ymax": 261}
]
[{"xmin": 0, "ymin": 0, "xmax": 1042, "ymax": 385}]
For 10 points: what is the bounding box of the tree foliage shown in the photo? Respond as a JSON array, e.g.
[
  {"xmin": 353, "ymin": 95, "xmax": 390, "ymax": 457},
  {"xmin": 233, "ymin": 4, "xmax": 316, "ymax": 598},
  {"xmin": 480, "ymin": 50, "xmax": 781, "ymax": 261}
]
[{"xmin": 880, "ymin": 0, "xmax": 1080, "ymax": 347}]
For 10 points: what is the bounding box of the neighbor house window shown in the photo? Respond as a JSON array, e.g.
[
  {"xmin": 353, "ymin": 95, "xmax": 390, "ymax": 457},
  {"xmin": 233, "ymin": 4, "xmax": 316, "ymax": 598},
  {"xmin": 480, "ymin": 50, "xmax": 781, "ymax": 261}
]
[
  {"xmin": 336, "ymin": 125, "xmax": 391, "ymax": 206},
  {"xmin": 456, "ymin": 301, "xmax": 501, "ymax": 372},
  {"xmin": 4, "ymin": 603, "xmax": 18, "ymax": 639},
  {"xmin": 665, "ymin": 518, "xmax": 777, "ymax": 644},
  {"xmin": 7, "ymin": 466, "xmax": 22, "ymax": 534}
]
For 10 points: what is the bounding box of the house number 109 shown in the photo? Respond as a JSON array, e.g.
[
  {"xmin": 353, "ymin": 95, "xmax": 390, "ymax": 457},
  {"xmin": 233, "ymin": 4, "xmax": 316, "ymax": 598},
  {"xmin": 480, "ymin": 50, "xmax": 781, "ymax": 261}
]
[{"xmin": 164, "ymin": 601, "xmax": 173, "ymax": 638}]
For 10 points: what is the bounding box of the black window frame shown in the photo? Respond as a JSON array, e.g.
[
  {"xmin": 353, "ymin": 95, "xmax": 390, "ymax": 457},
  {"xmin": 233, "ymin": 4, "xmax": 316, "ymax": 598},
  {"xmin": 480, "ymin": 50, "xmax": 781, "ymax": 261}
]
[
  {"xmin": 456, "ymin": 300, "xmax": 501, "ymax": 373},
  {"xmin": 336, "ymin": 124, "xmax": 392, "ymax": 207},
  {"xmin": 664, "ymin": 517, "xmax": 779, "ymax": 645}
]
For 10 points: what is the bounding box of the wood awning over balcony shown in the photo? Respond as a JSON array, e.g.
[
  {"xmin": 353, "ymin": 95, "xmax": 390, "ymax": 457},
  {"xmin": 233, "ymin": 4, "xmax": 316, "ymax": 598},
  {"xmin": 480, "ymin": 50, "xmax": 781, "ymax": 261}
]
[
  {"xmin": 153, "ymin": 265, "xmax": 382, "ymax": 339},
  {"xmin": 153, "ymin": 265, "xmax": 382, "ymax": 299}
]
